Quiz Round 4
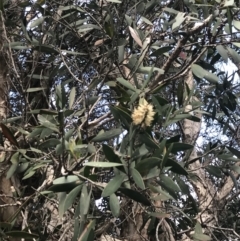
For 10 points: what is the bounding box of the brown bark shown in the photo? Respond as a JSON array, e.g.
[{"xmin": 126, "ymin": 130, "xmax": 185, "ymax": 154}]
[
  {"xmin": 182, "ymin": 70, "xmax": 228, "ymax": 240},
  {"xmin": 0, "ymin": 12, "xmax": 21, "ymax": 241}
]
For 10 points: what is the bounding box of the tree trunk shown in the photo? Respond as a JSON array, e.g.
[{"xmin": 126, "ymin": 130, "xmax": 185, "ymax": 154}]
[
  {"xmin": 182, "ymin": 70, "xmax": 234, "ymax": 239},
  {"xmin": 0, "ymin": 12, "xmax": 21, "ymax": 241}
]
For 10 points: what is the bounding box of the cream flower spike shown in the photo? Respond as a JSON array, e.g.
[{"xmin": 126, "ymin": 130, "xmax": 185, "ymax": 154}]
[{"xmin": 131, "ymin": 98, "xmax": 155, "ymax": 127}]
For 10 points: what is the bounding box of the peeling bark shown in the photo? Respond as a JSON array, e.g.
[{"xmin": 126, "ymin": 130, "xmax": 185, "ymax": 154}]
[
  {"xmin": 0, "ymin": 12, "xmax": 21, "ymax": 241},
  {"xmin": 182, "ymin": 70, "xmax": 223, "ymax": 240}
]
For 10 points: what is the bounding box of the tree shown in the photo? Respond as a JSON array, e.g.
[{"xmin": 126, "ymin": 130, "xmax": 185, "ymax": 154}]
[{"xmin": 1, "ymin": 0, "xmax": 240, "ymax": 240}]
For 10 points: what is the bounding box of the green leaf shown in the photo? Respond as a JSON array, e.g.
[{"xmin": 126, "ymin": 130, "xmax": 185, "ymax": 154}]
[
  {"xmin": 233, "ymin": 42, "xmax": 240, "ymax": 48},
  {"xmin": 69, "ymin": 87, "xmax": 76, "ymax": 109},
  {"xmin": 28, "ymin": 74, "xmax": 49, "ymax": 80},
  {"xmin": 141, "ymin": 16, "xmax": 153, "ymax": 25},
  {"xmin": 165, "ymin": 159, "xmax": 188, "ymax": 175},
  {"xmin": 205, "ymin": 166, "xmax": 222, "ymax": 178},
  {"xmin": 150, "ymin": 46, "xmax": 173, "ymax": 57},
  {"xmin": 216, "ymin": 45, "xmax": 228, "ymax": 63},
  {"xmin": 92, "ymin": 128, "xmax": 122, "ymax": 142},
  {"xmin": 56, "ymin": 84, "xmax": 67, "ymax": 110},
  {"xmin": 138, "ymin": 133, "xmax": 159, "ymax": 149},
  {"xmin": 53, "ymin": 175, "xmax": 80, "ymax": 185},
  {"xmin": 49, "ymin": 182, "xmax": 82, "ymax": 193},
  {"xmin": 63, "ymin": 185, "xmax": 82, "ymax": 213},
  {"xmin": 106, "ymin": 0, "xmax": 122, "ymax": 3},
  {"xmin": 230, "ymin": 165, "xmax": 240, "ymax": 174},
  {"xmin": 172, "ymin": 12, "xmax": 186, "ymax": 31},
  {"xmin": 109, "ymin": 194, "xmax": 120, "ymax": 217},
  {"xmin": 117, "ymin": 77, "xmax": 136, "ymax": 91},
  {"xmin": 102, "ymin": 144, "xmax": 121, "ymax": 164},
  {"xmin": 58, "ymin": 192, "xmax": 67, "ymax": 217},
  {"xmin": 80, "ymin": 184, "xmax": 89, "ymax": 217},
  {"xmin": 159, "ymin": 175, "xmax": 181, "ymax": 192},
  {"xmin": 170, "ymin": 204, "xmax": 192, "ymax": 222},
  {"xmin": 227, "ymin": 146, "xmax": 240, "ymax": 158},
  {"xmin": 131, "ymin": 168, "xmax": 145, "ymax": 190},
  {"xmin": 204, "ymin": 71, "xmax": 219, "ymax": 84},
  {"xmin": 192, "ymin": 233, "xmax": 211, "ymax": 241},
  {"xmin": 135, "ymin": 157, "xmax": 161, "ymax": 174},
  {"xmin": 227, "ymin": 47, "xmax": 240, "ymax": 64},
  {"xmin": 29, "ymin": 16, "xmax": 46, "ymax": 29},
  {"xmin": 175, "ymin": 176, "xmax": 189, "ymax": 195},
  {"xmin": 78, "ymin": 220, "xmax": 95, "ymax": 241},
  {"xmin": 192, "ymin": 64, "xmax": 206, "ymax": 78},
  {"xmin": 6, "ymin": 163, "xmax": 18, "ymax": 179},
  {"xmin": 102, "ymin": 174, "xmax": 125, "ymax": 197},
  {"xmin": 177, "ymin": 82, "xmax": 184, "ymax": 106},
  {"xmin": 22, "ymin": 170, "xmax": 36, "ymax": 180},
  {"xmin": 26, "ymin": 87, "xmax": 47, "ymax": 92},
  {"xmin": 83, "ymin": 162, "xmax": 123, "ymax": 168},
  {"xmin": 119, "ymin": 188, "xmax": 151, "ymax": 206},
  {"xmin": 129, "ymin": 26, "xmax": 142, "ymax": 47},
  {"xmin": 39, "ymin": 138, "xmax": 61, "ymax": 149},
  {"xmin": 38, "ymin": 115, "xmax": 60, "ymax": 133},
  {"xmin": 192, "ymin": 64, "xmax": 219, "ymax": 83},
  {"xmin": 169, "ymin": 142, "xmax": 193, "ymax": 154},
  {"xmin": 5, "ymin": 231, "xmax": 38, "ymax": 239}
]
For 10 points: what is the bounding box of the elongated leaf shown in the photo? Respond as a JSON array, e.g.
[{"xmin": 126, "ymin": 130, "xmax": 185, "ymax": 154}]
[
  {"xmin": 119, "ymin": 188, "xmax": 151, "ymax": 206},
  {"xmin": 106, "ymin": 0, "xmax": 122, "ymax": 3},
  {"xmin": 5, "ymin": 231, "xmax": 38, "ymax": 239},
  {"xmin": 129, "ymin": 26, "xmax": 142, "ymax": 47},
  {"xmin": 172, "ymin": 12, "xmax": 186, "ymax": 31},
  {"xmin": 165, "ymin": 159, "xmax": 188, "ymax": 175},
  {"xmin": 109, "ymin": 194, "xmax": 120, "ymax": 217},
  {"xmin": 117, "ymin": 77, "xmax": 136, "ymax": 91},
  {"xmin": 6, "ymin": 163, "xmax": 18, "ymax": 179},
  {"xmin": 192, "ymin": 233, "xmax": 211, "ymax": 241},
  {"xmin": 80, "ymin": 184, "xmax": 88, "ymax": 217},
  {"xmin": 53, "ymin": 175, "xmax": 80, "ymax": 185},
  {"xmin": 227, "ymin": 146, "xmax": 240, "ymax": 158},
  {"xmin": 159, "ymin": 175, "xmax": 181, "ymax": 192},
  {"xmin": 102, "ymin": 144, "xmax": 121, "ymax": 163},
  {"xmin": 58, "ymin": 192, "xmax": 67, "ymax": 217},
  {"xmin": 135, "ymin": 157, "xmax": 161, "ymax": 174},
  {"xmin": 205, "ymin": 165, "xmax": 222, "ymax": 178},
  {"xmin": 216, "ymin": 45, "xmax": 228, "ymax": 63},
  {"xmin": 78, "ymin": 220, "xmax": 95, "ymax": 241},
  {"xmin": 38, "ymin": 115, "xmax": 60, "ymax": 133},
  {"xmin": 102, "ymin": 174, "xmax": 125, "ymax": 197},
  {"xmin": 131, "ymin": 168, "xmax": 145, "ymax": 190},
  {"xmin": 169, "ymin": 142, "xmax": 193, "ymax": 154},
  {"xmin": 69, "ymin": 87, "xmax": 76, "ymax": 109},
  {"xmin": 39, "ymin": 138, "xmax": 61, "ymax": 149},
  {"xmin": 150, "ymin": 46, "xmax": 173, "ymax": 57},
  {"xmin": 26, "ymin": 87, "xmax": 47, "ymax": 92},
  {"xmin": 192, "ymin": 64, "xmax": 205, "ymax": 79},
  {"xmin": 63, "ymin": 185, "xmax": 82, "ymax": 213},
  {"xmin": 29, "ymin": 16, "xmax": 45, "ymax": 29},
  {"xmin": 204, "ymin": 71, "xmax": 219, "ymax": 84},
  {"xmin": 83, "ymin": 162, "xmax": 123, "ymax": 168},
  {"xmin": 92, "ymin": 128, "xmax": 122, "ymax": 142}
]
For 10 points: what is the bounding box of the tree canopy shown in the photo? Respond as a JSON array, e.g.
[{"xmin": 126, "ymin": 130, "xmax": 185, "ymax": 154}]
[{"xmin": 1, "ymin": 0, "xmax": 240, "ymax": 240}]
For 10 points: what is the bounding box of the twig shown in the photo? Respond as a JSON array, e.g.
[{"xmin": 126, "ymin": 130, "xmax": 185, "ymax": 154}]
[
  {"xmin": 58, "ymin": 49, "xmax": 83, "ymax": 83},
  {"xmin": 149, "ymin": 14, "xmax": 213, "ymax": 90},
  {"xmin": 207, "ymin": 225, "xmax": 240, "ymax": 239},
  {"xmin": 156, "ymin": 218, "xmax": 164, "ymax": 241}
]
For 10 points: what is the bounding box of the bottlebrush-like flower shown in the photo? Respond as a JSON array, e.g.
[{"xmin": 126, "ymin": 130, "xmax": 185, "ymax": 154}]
[{"xmin": 131, "ymin": 99, "xmax": 155, "ymax": 127}]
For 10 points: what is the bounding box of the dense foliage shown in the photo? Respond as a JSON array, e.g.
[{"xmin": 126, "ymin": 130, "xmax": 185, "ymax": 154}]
[{"xmin": 1, "ymin": 0, "xmax": 240, "ymax": 240}]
